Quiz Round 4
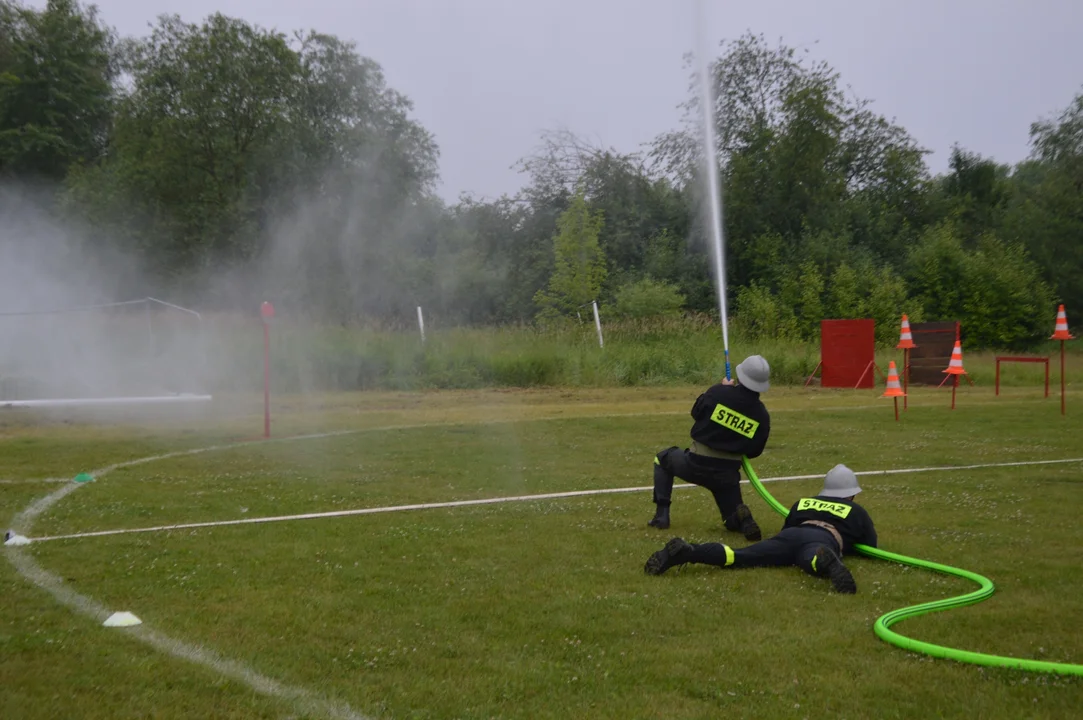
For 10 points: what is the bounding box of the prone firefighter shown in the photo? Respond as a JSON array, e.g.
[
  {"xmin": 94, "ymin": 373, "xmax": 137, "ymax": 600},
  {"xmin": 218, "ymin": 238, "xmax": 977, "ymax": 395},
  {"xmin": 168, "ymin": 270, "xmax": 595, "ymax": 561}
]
[{"xmin": 644, "ymin": 464, "xmax": 878, "ymax": 594}]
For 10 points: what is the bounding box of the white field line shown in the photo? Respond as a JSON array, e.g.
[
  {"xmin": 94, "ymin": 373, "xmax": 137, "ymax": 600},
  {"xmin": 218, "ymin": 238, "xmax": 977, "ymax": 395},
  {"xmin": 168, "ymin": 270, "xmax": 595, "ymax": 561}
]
[
  {"xmin": 0, "ymin": 477, "xmax": 71, "ymax": 485},
  {"xmin": 26, "ymin": 457, "xmax": 1083, "ymax": 544},
  {"xmin": 2, "ymin": 390, "xmax": 1054, "ymax": 489},
  {"xmin": 5, "ymin": 428, "xmax": 373, "ymax": 720},
  {"xmin": 4, "ymin": 548, "xmax": 371, "ymax": 720},
  {"xmin": 0, "ymin": 403, "xmax": 955, "ymax": 525}
]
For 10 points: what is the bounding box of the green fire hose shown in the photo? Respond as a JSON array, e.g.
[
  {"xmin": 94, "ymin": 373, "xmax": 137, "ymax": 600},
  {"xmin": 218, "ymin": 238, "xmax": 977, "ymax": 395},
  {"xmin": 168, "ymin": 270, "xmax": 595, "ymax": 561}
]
[{"xmin": 741, "ymin": 457, "xmax": 1083, "ymax": 676}]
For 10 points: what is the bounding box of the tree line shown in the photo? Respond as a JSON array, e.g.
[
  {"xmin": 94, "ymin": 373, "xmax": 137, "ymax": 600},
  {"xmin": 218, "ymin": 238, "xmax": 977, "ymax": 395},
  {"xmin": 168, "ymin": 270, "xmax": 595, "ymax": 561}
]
[{"xmin": 2, "ymin": 1, "xmax": 1081, "ymax": 349}]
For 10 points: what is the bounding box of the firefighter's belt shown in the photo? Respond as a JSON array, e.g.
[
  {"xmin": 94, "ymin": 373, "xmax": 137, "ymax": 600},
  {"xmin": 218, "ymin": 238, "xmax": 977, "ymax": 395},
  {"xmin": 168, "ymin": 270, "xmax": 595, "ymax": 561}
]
[
  {"xmin": 801, "ymin": 520, "xmax": 844, "ymax": 552},
  {"xmin": 689, "ymin": 440, "xmax": 743, "ymax": 461}
]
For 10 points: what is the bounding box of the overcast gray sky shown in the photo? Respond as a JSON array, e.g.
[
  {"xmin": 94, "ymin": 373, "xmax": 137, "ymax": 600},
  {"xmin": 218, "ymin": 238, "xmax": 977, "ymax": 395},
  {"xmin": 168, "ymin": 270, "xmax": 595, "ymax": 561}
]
[{"xmin": 36, "ymin": 0, "xmax": 1083, "ymax": 203}]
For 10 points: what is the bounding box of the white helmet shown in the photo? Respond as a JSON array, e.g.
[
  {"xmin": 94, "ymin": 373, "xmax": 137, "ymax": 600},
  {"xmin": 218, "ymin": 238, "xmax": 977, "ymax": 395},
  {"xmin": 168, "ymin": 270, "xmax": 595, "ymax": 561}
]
[
  {"xmin": 735, "ymin": 355, "xmax": 770, "ymax": 393},
  {"xmin": 819, "ymin": 464, "xmax": 862, "ymax": 498}
]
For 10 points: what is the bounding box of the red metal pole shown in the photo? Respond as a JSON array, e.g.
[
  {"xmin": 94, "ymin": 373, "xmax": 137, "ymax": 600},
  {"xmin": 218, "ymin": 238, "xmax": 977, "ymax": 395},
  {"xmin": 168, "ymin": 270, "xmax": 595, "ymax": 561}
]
[
  {"xmin": 951, "ymin": 376, "xmax": 957, "ymax": 410},
  {"xmin": 894, "ymin": 396, "xmax": 899, "ymax": 421},
  {"xmin": 903, "ymin": 348, "xmax": 909, "ymax": 411}
]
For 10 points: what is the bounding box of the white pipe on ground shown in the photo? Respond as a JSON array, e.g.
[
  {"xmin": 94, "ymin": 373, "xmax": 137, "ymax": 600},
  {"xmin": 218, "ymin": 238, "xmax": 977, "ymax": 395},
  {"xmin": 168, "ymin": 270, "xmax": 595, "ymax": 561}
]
[{"xmin": 0, "ymin": 395, "xmax": 213, "ymax": 409}]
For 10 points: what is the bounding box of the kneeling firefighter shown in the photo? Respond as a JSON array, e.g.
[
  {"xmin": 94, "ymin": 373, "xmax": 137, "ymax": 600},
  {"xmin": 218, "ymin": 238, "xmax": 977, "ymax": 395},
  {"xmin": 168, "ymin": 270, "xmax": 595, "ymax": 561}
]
[{"xmin": 648, "ymin": 354, "xmax": 771, "ymax": 540}]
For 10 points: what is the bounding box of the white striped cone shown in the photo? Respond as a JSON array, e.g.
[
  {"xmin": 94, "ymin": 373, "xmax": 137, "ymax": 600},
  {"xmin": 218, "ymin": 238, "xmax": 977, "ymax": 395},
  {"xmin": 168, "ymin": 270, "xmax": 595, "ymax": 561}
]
[
  {"xmin": 1051, "ymin": 305, "xmax": 1075, "ymax": 340},
  {"xmin": 882, "ymin": 361, "xmax": 905, "ymax": 397},
  {"xmin": 943, "ymin": 341, "xmax": 966, "ymax": 375},
  {"xmin": 896, "ymin": 314, "xmax": 916, "ymax": 349}
]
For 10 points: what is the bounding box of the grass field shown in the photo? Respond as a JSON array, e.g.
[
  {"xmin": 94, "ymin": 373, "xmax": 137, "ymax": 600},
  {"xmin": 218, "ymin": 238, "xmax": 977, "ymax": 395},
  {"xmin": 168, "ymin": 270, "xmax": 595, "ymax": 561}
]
[{"xmin": 3, "ymin": 384, "xmax": 1083, "ymax": 719}]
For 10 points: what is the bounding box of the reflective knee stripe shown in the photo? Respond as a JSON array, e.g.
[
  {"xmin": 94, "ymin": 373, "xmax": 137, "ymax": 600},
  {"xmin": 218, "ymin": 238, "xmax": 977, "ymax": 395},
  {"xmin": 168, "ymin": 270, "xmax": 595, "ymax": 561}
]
[
  {"xmin": 654, "ymin": 456, "xmax": 660, "ymax": 465},
  {"xmin": 724, "ymin": 545, "xmax": 735, "ymax": 566},
  {"xmin": 811, "ymin": 554, "xmax": 818, "ymax": 573}
]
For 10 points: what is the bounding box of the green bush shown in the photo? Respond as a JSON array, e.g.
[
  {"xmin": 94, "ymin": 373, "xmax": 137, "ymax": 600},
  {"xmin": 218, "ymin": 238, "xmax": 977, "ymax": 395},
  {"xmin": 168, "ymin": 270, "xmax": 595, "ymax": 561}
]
[
  {"xmin": 826, "ymin": 263, "xmax": 864, "ymax": 319},
  {"xmin": 734, "ymin": 282, "xmax": 798, "ymax": 341},
  {"xmin": 907, "ymin": 224, "xmax": 1054, "ymax": 349},
  {"xmin": 863, "ymin": 265, "xmax": 922, "ymax": 346},
  {"xmin": 608, "ymin": 278, "xmax": 686, "ymax": 319},
  {"xmin": 959, "ymin": 236, "xmax": 1056, "ymax": 349}
]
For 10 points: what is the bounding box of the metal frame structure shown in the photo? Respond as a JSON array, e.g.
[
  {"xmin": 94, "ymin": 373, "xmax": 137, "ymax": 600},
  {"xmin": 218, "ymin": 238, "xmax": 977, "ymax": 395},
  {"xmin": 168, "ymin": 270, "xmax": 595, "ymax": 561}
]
[{"xmin": 0, "ymin": 297, "xmax": 212, "ymax": 409}]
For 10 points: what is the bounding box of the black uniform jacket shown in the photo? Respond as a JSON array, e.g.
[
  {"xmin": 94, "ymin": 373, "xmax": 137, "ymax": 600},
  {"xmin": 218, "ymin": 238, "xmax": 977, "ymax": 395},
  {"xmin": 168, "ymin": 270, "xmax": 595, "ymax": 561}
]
[
  {"xmin": 689, "ymin": 383, "xmax": 771, "ymax": 458},
  {"xmin": 783, "ymin": 495, "xmax": 878, "ymax": 554}
]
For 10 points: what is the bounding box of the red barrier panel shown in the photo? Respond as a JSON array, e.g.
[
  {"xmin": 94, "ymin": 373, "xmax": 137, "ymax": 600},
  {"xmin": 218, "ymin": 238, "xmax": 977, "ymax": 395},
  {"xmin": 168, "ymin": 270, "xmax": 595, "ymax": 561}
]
[{"xmin": 820, "ymin": 319, "xmax": 876, "ymax": 388}]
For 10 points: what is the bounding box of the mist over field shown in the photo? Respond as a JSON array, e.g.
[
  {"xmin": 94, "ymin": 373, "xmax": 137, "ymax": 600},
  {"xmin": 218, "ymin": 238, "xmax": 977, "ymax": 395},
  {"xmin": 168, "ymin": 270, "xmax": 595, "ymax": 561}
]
[{"xmin": 0, "ymin": 184, "xmax": 160, "ymax": 399}]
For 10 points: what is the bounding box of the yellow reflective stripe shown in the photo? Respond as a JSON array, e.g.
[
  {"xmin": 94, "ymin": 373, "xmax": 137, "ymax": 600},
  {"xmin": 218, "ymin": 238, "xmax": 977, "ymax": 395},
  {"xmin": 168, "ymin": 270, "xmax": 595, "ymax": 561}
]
[
  {"xmin": 724, "ymin": 545, "xmax": 735, "ymax": 566},
  {"xmin": 654, "ymin": 456, "xmax": 660, "ymax": 465},
  {"xmin": 709, "ymin": 403, "xmax": 759, "ymax": 439},
  {"xmin": 796, "ymin": 498, "xmax": 852, "ymax": 519},
  {"xmin": 811, "ymin": 554, "xmax": 818, "ymax": 572}
]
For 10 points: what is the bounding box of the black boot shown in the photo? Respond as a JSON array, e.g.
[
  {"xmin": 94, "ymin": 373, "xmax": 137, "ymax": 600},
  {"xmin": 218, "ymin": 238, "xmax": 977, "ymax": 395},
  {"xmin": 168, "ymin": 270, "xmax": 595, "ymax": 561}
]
[
  {"xmin": 726, "ymin": 504, "xmax": 761, "ymax": 542},
  {"xmin": 648, "ymin": 503, "xmax": 670, "ymax": 529},
  {"xmin": 645, "ymin": 504, "xmax": 671, "ymax": 528},
  {"xmin": 644, "ymin": 537, "xmax": 693, "ymax": 575},
  {"xmin": 813, "ymin": 546, "xmax": 857, "ymax": 594}
]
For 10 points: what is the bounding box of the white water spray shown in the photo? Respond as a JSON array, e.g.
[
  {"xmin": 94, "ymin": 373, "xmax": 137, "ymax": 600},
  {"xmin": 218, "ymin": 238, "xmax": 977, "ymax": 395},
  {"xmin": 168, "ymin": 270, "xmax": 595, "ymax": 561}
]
[{"xmin": 693, "ymin": 0, "xmax": 731, "ymax": 379}]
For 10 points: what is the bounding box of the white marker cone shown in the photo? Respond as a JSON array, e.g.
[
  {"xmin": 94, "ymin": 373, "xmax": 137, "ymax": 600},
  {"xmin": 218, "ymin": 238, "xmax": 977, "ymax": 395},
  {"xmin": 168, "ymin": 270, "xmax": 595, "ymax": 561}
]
[
  {"xmin": 103, "ymin": 611, "xmax": 142, "ymax": 627},
  {"xmin": 4, "ymin": 532, "xmax": 30, "ymax": 546}
]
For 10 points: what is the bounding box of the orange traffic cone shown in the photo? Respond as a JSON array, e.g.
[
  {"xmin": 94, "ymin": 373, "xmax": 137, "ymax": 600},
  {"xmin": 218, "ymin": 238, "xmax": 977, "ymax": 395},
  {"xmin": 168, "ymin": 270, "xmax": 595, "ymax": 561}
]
[
  {"xmin": 882, "ymin": 361, "xmax": 906, "ymax": 397},
  {"xmin": 942, "ymin": 340, "xmax": 966, "ymax": 410},
  {"xmin": 943, "ymin": 341, "xmax": 966, "ymax": 376},
  {"xmin": 882, "ymin": 360, "xmax": 905, "ymax": 421},
  {"xmin": 1051, "ymin": 305, "xmax": 1076, "ymax": 416},
  {"xmin": 896, "ymin": 314, "xmax": 916, "ymax": 411},
  {"xmin": 896, "ymin": 315, "xmax": 916, "ymax": 349},
  {"xmin": 1051, "ymin": 304, "xmax": 1075, "ymax": 340}
]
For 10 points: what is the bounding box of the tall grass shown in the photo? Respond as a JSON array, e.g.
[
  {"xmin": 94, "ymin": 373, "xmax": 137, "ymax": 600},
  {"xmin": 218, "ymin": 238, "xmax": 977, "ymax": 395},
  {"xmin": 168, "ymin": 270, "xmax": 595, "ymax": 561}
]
[{"xmin": 200, "ymin": 313, "xmax": 1082, "ymax": 394}]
